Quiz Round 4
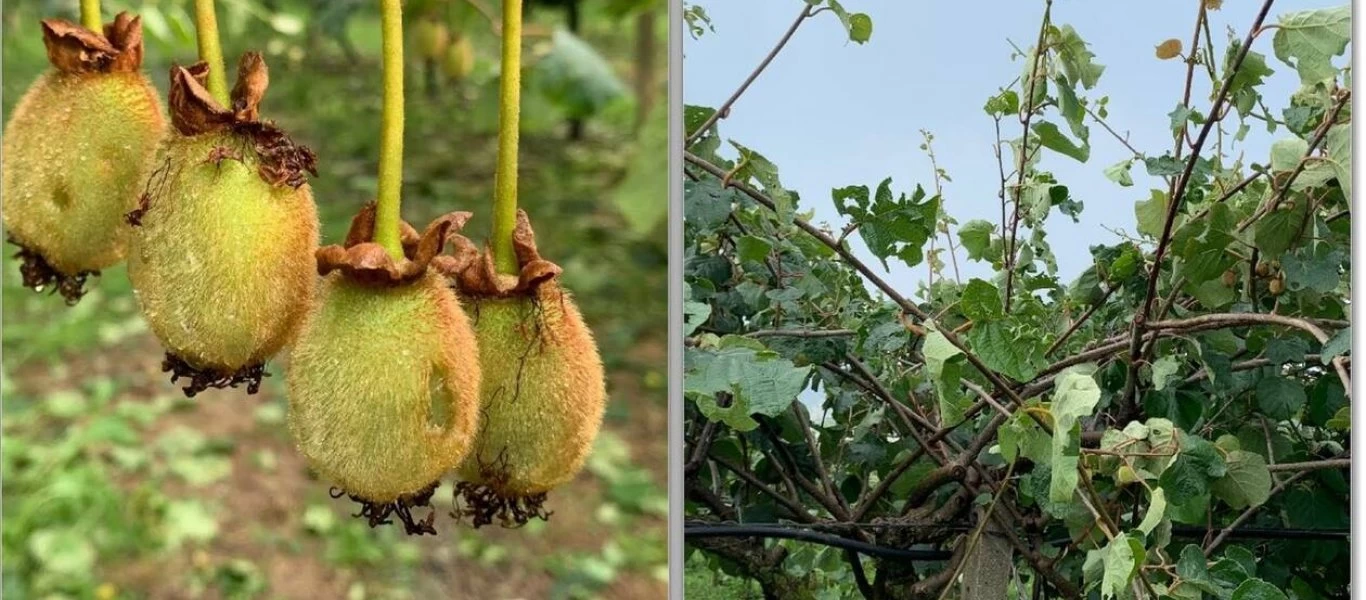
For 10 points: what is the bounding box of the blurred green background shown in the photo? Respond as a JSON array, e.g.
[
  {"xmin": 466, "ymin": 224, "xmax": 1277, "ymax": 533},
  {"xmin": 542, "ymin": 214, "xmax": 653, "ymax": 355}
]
[{"xmin": 1, "ymin": 0, "xmax": 668, "ymax": 598}]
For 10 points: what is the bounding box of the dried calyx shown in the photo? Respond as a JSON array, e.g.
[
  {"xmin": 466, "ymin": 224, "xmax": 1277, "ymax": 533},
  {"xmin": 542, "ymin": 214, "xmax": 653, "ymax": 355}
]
[
  {"xmin": 164, "ymin": 53, "xmax": 317, "ymax": 190},
  {"xmin": 41, "ymin": 12, "xmax": 144, "ymax": 74},
  {"xmin": 8, "ymin": 236, "xmax": 97, "ymax": 305},
  {"xmin": 331, "ymin": 482, "xmax": 440, "ymax": 536},
  {"xmin": 316, "ymin": 202, "xmax": 472, "ymax": 286},
  {"xmin": 447, "ymin": 210, "xmax": 562, "ymax": 299}
]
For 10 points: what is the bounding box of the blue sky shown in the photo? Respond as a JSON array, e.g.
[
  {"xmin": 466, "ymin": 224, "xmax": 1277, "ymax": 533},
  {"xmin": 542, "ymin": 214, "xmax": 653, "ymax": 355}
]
[{"xmin": 684, "ymin": 0, "xmax": 1341, "ymax": 290}]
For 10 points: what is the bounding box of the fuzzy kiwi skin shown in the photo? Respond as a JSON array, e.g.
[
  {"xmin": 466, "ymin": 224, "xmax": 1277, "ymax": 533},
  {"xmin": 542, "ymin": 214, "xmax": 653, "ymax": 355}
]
[
  {"xmin": 457, "ymin": 286, "xmax": 605, "ymax": 496},
  {"xmin": 2, "ymin": 71, "xmax": 165, "ymax": 274},
  {"xmin": 127, "ymin": 132, "xmax": 318, "ymax": 371},
  {"xmin": 288, "ymin": 273, "xmax": 481, "ymax": 503}
]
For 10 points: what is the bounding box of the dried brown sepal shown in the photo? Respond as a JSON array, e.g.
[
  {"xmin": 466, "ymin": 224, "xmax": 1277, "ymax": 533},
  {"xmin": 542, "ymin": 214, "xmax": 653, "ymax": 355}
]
[
  {"xmin": 451, "ymin": 453, "xmax": 552, "ymax": 529},
  {"xmin": 162, "ymin": 352, "xmax": 269, "ymax": 398},
  {"xmin": 330, "ymin": 481, "xmax": 440, "ymax": 536},
  {"xmin": 316, "ymin": 203, "xmax": 473, "ymax": 287},
  {"xmin": 40, "ymin": 12, "xmax": 143, "ymax": 74},
  {"xmin": 449, "ymin": 210, "xmax": 563, "ymax": 299},
  {"xmin": 168, "ymin": 53, "xmax": 317, "ymax": 189},
  {"xmin": 8, "ymin": 236, "xmax": 96, "ymax": 305}
]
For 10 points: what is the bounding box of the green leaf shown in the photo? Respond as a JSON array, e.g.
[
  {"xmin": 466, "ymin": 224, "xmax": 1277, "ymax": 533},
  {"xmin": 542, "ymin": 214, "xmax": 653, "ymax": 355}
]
[
  {"xmin": 1256, "ymin": 376, "xmax": 1306, "ymax": 420},
  {"xmin": 1052, "ymin": 24, "xmax": 1105, "ymax": 89},
  {"xmin": 1160, "ymin": 433, "xmax": 1227, "ymax": 507},
  {"xmin": 1144, "ymin": 155, "xmax": 1184, "ymax": 176},
  {"xmin": 1150, "ymin": 355, "xmax": 1182, "ymax": 391},
  {"xmin": 1321, "ymin": 327, "xmax": 1351, "ymax": 362},
  {"xmin": 1137, "ymin": 488, "xmax": 1168, "ymax": 535},
  {"xmin": 1281, "ymin": 245, "xmax": 1343, "ymax": 294},
  {"xmin": 833, "ymin": 180, "xmax": 939, "ymax": 269},
  {"xmin": 1135, "ymin": 190, "xmax": 1169, "ymax": 238},
  {"xmin": 163, "ymin": 500, "xmax": 220, "ymax": 549},
  {"xmin": 731, "ymin": 142, "xmax": 797, "ymax": 223},
  {"xmin": 958, "ymin": 220, "xmax": 996, "ymax": 262},
  {"xmin": 984, "ymin": 89, "xmax": 1019, "ymax": 117},
  {"xmin": 1049, "ymin": 366, "xmax": 1101, "ymax": 502},
  {"xmin": 846, "ymin": 13, "xmax": 873, "ymax": 43},
  {"xmin": 924, "ymin": 327, "xmax": 967, "ymax": 427},
  {"xmin": 1211, "ymin": 451, "xmax": 1273, "ymax": 510},
  {"xmin": 1230, "ymin": 578, "xmax": 1289, "ymax": 600},
  {"xmin": 969, "ymin": 321, "xmax": 1047, "ymax": 382},
  {"xmin": 1326, "ymin": 405, "xmax": 1350, "ymax": 431},
  {"xmin": 685, "ymin": 338, "xmax": 812, "ymax": 431},
  {"xmin": 1272, "ymin": 6, "xmax": 1351, "ymax": 84},
  {"xmin": 1324, "ymin": 124, "xmax": 1351, "ymax": 198},
  {"xmin": 960, "ymin": 279, "xmax": 1003, "ymax": 322},
  {"xmin": 1032, "ymin": 121, "xmax": 1090, "ymax": 162},
  {"xmin": 28, "ymin": 528, "xmax": 96, "ymax": 576},
  {"xmin": 612, "ymin": 104, "xmax": 669, "ymax": 234},
  {"xmin": 1101, "ymin": 532, "xmax": 1144, "ymax": 599},
  {"xmin": 534, "ymin": 30, "xmax": 629, "ymax": 119},
  {"xmin": 1253, "ymin": 203, "xmax": 1308, "ymax": 258},
  {"xmin": 736, "ymin": 236, "xmax": 773, "ymax": 263},
  {"xmin": 1104, "ymin": 159, "xmax": 1134, "ymax": 187},
  {"xmin": 683, "ymin": 301, "xmax": 711, "ymax": 337}
]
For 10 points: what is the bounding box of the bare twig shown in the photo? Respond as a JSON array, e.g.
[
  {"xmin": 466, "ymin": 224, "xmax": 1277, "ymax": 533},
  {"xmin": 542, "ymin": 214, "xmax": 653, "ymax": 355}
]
[{"xmin": 685, "ymin": 4, "xmax": 815, "ymax": 144}]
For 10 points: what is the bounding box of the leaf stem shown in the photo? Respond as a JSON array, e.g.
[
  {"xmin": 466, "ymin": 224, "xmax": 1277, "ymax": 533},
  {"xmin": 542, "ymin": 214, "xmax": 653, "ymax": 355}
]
[
  {"xmin": 80, "ymin": 0, "xmax": 101, "ymax": 31},
  {"xmin": 374, "ymin": 0, "xmax": 406, "ymax": 259},
  {"xmin": 491, "ymin": 0, "xmax": 523, "ymax": 274},
  {"xmin": 193, "ymin": 0, "xmax": 229, "ymax": 106}
]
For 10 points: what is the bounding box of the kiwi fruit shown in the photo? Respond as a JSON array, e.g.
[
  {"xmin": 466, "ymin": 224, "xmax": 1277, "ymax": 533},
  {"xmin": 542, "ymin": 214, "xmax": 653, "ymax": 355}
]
[
  {"xmin": 289, "ymin": 206, "xmax": 481, "ymax": 535},
  {"xmin": 3, "ymin": 14, "xmax": 165, "ymax": 303},
  {"xmin": 415, "ymin": 19, "xmax": 451, "ymax": 61},
  {"xmin": 449, "ymin": 211, "xmax": 606, "ymax": 528},
  {"xmin": 442, "ymin": 36, "xmax": 474, "ymax": 82},
  {"xmin": 127, "ymin": 53, "xmax": 319, "ymax": 396},
  {"xmin": 1221, "ymin": 269, "xmax": 1237, "ymax": 287}
]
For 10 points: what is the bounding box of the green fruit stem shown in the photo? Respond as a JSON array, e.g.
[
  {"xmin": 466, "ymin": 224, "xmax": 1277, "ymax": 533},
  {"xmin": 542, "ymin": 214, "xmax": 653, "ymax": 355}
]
[
  {"xmin": 193, "ymin": 0, "xmax": 229, "ymax": 106},
  {"xmin": 491, "ymin": 0, "xmax": 523, "ymax": 275},
  {"xmin": 374, "ymin": 0, "xmax": 406, "ymax": 260},
  {"xmin": 80, "ymin": 0, "xmax": 101, "ymax": 31}
]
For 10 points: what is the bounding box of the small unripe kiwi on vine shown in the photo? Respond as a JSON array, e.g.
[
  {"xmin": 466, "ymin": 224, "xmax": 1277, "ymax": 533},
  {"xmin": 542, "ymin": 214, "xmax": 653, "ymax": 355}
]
[
  {"xmin": 1256, "ymin": 262, "xmax": 1273, "ymax": 278},
  {"xmin": 3, "ymin": 15, "xmax": 165, "ymax": 303},
  {"xmin": 442, "ymin": 36, "xmax": 474, "ymax": 81},
  {"xmin": 1269, "ymin": 275, "xmax": 1285, "ymax": 296},
  {"xmin": 127, "ymin": 54, "xmax": 319, "ymax": 396},
  {"xmin": 289, "ymin": 207, "xmax": 480, "ymax": 534},
  {"xmin": 448, "ymin": 211, "xmax": 606, "ymax": 528},
  {"xmin": 415, "ymin": 19, "xmax": 451, "ymax": 61},
  {"xmin": 1220, "ymin": 269, "xmax": 1237, "ymax": 287}
]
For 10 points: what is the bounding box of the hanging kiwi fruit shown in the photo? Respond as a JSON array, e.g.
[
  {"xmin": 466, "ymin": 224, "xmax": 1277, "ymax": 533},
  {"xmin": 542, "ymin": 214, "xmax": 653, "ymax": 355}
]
[
  {"xmin": 442, "ymin": 34, "xmax": 475, "ymax": 83},
  {"xmin": 448, "ymin": 213, "xmax": 606, "ymax": 527},
  {"xmin": 127, "ymin": 53, "xmax": 320, "ymax": 397},
  {"xmin": 443, "ymin": 0, "xmax": 606, "ymax": 528},
  {"xmin": 3, "ymin": 13, "xmax": 166, "ymax": 304},
  {"xmin": 288, "ymin": 205, "xmax": 482, "ymax": 535}
]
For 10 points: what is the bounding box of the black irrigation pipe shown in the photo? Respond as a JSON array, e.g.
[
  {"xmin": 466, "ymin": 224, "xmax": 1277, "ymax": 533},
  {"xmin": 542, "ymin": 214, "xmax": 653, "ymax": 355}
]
[
  {"xmin": 685, "ymin": 525, "xmax": 955, "ymax": 560},
  {"xmin": 686, "ymin": 523, "xmax": 1348, "ymax": 561}
]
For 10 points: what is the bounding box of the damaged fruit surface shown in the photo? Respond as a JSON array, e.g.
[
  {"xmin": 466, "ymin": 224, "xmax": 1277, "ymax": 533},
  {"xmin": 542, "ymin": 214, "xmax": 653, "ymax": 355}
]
[
  {"xmin": 288, "ymin": 208, "xmax": 481, "ymax": 510},
  {"xmin": 450, "ymin": 211, "xmax": 606, "ymax": 527},
  {"xmin": 128, "ymin": 53, "xmax": 319, "ymax": 384},
  {"xmin": 2, "ymin": 14, "xmax": 165, "ymax": 294}
]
